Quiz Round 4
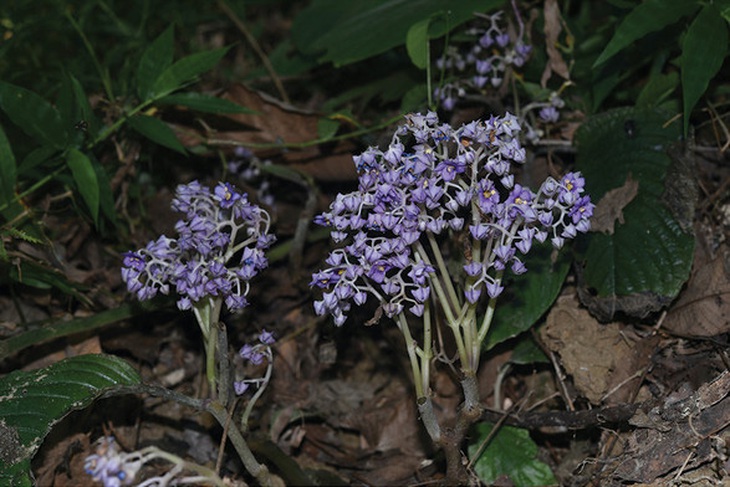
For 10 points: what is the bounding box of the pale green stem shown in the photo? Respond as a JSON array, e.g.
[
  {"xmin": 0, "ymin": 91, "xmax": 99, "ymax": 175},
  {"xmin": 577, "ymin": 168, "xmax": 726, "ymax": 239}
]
[
  {"xmin": 477, "ymin": 281, "xmax": 502, "ymax": 345},
  {"xmin": 240, "ymin": 349, "xmax": 273, "ymax": 433},
  {"xmin": 413, "ymin": 241, "xmax": 456, "ymax": 324},
  {"xmin": 420, "ymin": 302, "xmax": 433, "ymax": 395},
  {"xmin": 396, "ymin": 314, "xmax": 424, "ymax": 398},
  {"xmin": 425, "ymin": 232, "xmax": 461, "ymax": 311}
]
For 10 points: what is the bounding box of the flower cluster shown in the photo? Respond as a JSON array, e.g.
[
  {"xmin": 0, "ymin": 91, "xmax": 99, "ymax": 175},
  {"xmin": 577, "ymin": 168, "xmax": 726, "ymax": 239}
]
[
  {"xmin": 234, "ymin": 329, "xmax": 275, "ymax": 395},
  {"xmin": 228, "ymin": 146, "xmax": 276, "ymax": 208},
  {"xmin": 121, "ymin": 181, "xmax": 275, "ymax": 312},
  {"xmin": 84, "ymin": 437, "xmax": 140, "ymax": 487},
  {"xmin": 85, "ymin": 436, "xmax": 223, "ymax": 487},
  {"xmin": 435, "ymin": 11, "xmax": 532, "ymax": 110},
  {"xmin": 311, "ymin": 111, "xmax": 593, "ymax": 326}
]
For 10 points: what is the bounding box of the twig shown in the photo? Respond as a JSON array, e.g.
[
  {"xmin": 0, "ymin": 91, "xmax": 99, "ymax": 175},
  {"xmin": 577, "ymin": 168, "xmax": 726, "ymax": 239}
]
[{"xmin": 217, "ymin": 0, "xmax": 290, "ymax": 104}]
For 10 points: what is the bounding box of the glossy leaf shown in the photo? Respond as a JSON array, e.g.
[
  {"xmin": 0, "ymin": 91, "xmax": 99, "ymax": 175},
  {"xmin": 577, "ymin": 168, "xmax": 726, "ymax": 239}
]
[
  {"xmin": 681, "ymin": 4, "xmax": 728, "ymax": 135},
  {"xmin": 0, "ymin": 82, "xmax": 68, "ymax": 149},
  {"xmin": 137, "ymin": 26, "xmax": 175, "ymax": 101},
  {"xmin": 575, "ymin": 107, "xmax": 694, "ymax": 317},
  {"xmin": 0, "ymin": 355, "xmax": 140, "ymax": 484},
  {"xmin": 291, "ymin": 0, "xmax": 505, "ymax": 67},
  {"xmin": 150, "ymin": 47, "xmax": 229, "ymax": 100},
  {"xmin": 158, "ymin": 92, "xmax": 256, "ymax": 114},
  {"xmin": 66, "ymin": 148, "xmax": 100, "ymax": 224},
  {"xmin": 593, "ymin": 0, "xmax": 699, "ymax": 67},
  {"xmin": 469, "ymin": 423, "xmax": 556, "ymax": 486},
  {"xmin": 127, "ymin": 114, "xmax": 187, "ymax": 154},
  {"xmin": 406, "ymin": 17, "xmax": 431, "ymax": 69},
  {"xmin": 487, "ymin": 246, "xmax": 570, "ymax": 349}
]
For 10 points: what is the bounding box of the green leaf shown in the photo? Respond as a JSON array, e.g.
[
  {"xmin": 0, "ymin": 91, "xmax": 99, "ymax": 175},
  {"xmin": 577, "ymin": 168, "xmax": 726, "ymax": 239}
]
[
  {"xmin": 66, "ymin": 148, "xmax": 100, "ymax": 225},
  {"xmin": 0, "ymin": 123, "xmax": 17, "ymax": 206},
  {"xmin": 509, "ymin": 337, "xmax": 549, "ymax": 365},
  {"xmin": 406, "ymin": 17, "xmax": 432, "ymax": 69},
  {"xmin": 0, "ymin": 355, "xmax": 141, "ymax": 483},
  {"xmin": 487, "ymin": 246, "xmax": 570, "ymax": 349},
  {"xmin": 593, "ymin": 0, "xmax": 699, "ymax": 67},
  {"xmin": 469, "ymin": 423, "xmax": 557, "ymax": 487},
  {"xmin": 0, "ymin": 302, "xmax": 157, "ymax": 360},
  {"xmin": 157, "ymin": 92, "xmax": 256, "ymax": 114},
  {"xmin": 317, "ymin": 117, "xmax": 340, "ymax": 140},
  {"xmin": 0, "ymin": 82, "xmax": 68, "ymax": 149},
  {"xmin": 150, "ymin": 47, "xmax": 229, "ymax": 100},
  {"xmin": 137, "ymin": 26, "xmax": 175, "ymax": 101},
  {"xmin": 576, "ymin": 107, "xmax": 694, "ymax": 319},
  {"xmin": 681, "ymin": 4, "xmax": 728, "ymax": 135},
  {"xmin": 636, "ymin": 71, "xmax": 679, "ymax": 108},
  {"xmin": 127, "ymin": 114, "xmax": 187, "ymax": 154},
  {"xmin": 291, "ymin": 0, "xmax": 505, "ymax": 67},
  {"xmin": 69, "ymin": 73, "xmax": 101, "ymax": 139}
]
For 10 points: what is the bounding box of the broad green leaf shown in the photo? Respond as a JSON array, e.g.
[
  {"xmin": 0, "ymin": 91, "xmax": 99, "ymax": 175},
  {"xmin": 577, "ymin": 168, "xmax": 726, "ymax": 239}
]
[
  {"xmin": 0, "ymin": 302, "xmax": 159, "ymax": 360},
  {"xmin": 0, "ymin": 123, "xmax": 16, "ymax": 205},
  {"xmin": 406, "ymin": 17, "xmax": 432, "ymax": 69},
  {"xmin": 69, "ymin": 73, "xmax": 101, "ymax": 139},
  {"xmin": 137, "ymin": 26, "xmax": 175, "ymax": 101},
  {"xmin": 509, "ymin": 337, "xmax": 549, "ymax": 365},
  {"xmin": 150, "ymin": 47, "xmax": 229, "ymax": 100},
  {"xmin": 93, "ymin": 159, "xmax": 119, "ymax": 230},
  {"xmin": 317, "ymin": 117, "xmax": 340, "ymax": 140},
  {"xmin": 0, "ymin": 82, "xmax": 68, "ymax": 149},
  {"xmin": 576, "ymin": 107, "xmax": 694, "ymax": 319},
  {"xmin": 127, "ymin": 114, "xmax": 187, "ymax": 154},
  {"xmin": 158, "ymin": 92, "xmax": 256, "ymax": 114},
  {"xmin": 0, "ymin": 355, "xmax": 141, "ymax": 484},
  {"xmin": 487, "ymin": 246, "xmax": 570, "ymax": 349},
  {"xmin": 636, "ymin": 71, "xmax": 679, "ymax": 108},
  {"xmin": 469, "ymin": 423, "xmax": 557, "ymax": 487},
  {"xmin": 291, "ymin": 0, "xmax": 505, "ymax": 67},
  {"xmin": 593, "ymin": 0, "xmax": 699, "ymax": 67},
  {"xmin": 6, "ymin": 259, "xmax": 87, "ymax": 301},
  {"xmin": 17, "ymin": 145, "xmax": 58, "ymax": 176},
  {"xmin": 681, "ymin": 4, "xmax": 728, "ymax": 135},
  {"xmin": 66, "ymin": 148, "xmax": 100, "ymax": 224}
]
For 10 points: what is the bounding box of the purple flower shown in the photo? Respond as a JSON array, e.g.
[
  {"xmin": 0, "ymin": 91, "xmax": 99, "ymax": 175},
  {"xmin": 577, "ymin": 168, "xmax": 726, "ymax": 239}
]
[
  {"xmin": 311, "ymin": 111, "xmax": 592, "ymax": 329},
  {"xmin": 121, "ymin": 181, "xmax": 274, "ymax": 315}
]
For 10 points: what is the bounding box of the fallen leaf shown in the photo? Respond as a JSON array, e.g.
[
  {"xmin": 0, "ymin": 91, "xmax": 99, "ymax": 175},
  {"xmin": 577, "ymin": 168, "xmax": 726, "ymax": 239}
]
[
  {"xmin": 540, "ymin": 0, "xmax": 571, "ymax": 87},
  {"xmin": 663, "ymin": 244, "xmax": 730, "ymax": 337},
  {"xmin": 590, "ymin": 173, "xmax": 639, "ymax": 234}
]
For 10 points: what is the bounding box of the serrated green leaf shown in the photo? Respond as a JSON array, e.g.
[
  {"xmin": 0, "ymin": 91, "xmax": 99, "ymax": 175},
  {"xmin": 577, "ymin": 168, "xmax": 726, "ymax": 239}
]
[
  {"xmin": 487, "ymin": 246, "xmax": 570, "ymax": 349},
  {"xmin": 291, "ymin": 0, "xmax": 505, "ymax": 67},
  {"xmin": 469, "ymin": 423, "xmax": 557, "ymax": 487},
  {"xmin": 681, "ymin": 4, "xmax": 728, "ymax": 135},
  {"xmin": 0, "ymin": 355, "xmax": 140, "ymax": 478},
  {"xmin": 0, "ymin": 82, "xmax": 68, "ymax": 149},
  {"xmin": 406, "ymin": 17, "xmax": 431, "ymax": 69},
  {"xmin": 137, "ymin": 26, "xmax": 175, "ymax": 101},
  {"xmin": 66, "ymin": 148, "xmax": 100, "ymax": 224},
  {"xmin": 150, "ymin": 47, "xmax": 229, "ymax": 100},
  {"xmin": 127, "ymin": 114, "xmax": 187, "ymax": 154},
  {"xmin": 593, "ymin": 0, "xmax": 699, "ymax": 67},
  {"xmin": 576, "ymin": 107, "xmax": 694, "ymax": 313},
  {"xmin": 157, "ymin": 92, "xmax": 256, "ymax": 114}
]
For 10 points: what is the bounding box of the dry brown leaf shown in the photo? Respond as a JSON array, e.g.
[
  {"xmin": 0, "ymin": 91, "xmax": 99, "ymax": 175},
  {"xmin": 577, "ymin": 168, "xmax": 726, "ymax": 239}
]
[
  {"xmin": 663, "ymin": 245, "xmax": 730, "ymax": 337},
  {"xmin": 540, "ymin": 0, "xmax": 571, "ymax": 87},
  {"xmin": 590, "ymin": 173, "xmax": 639, "ymax": 234},
  {"xmin": 541, "ymin": 296, "xmax": 653, "ymax": 405},
  {"xmin": 177, "ymin": 84, "xmax": 358, "ymax": 182}
]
